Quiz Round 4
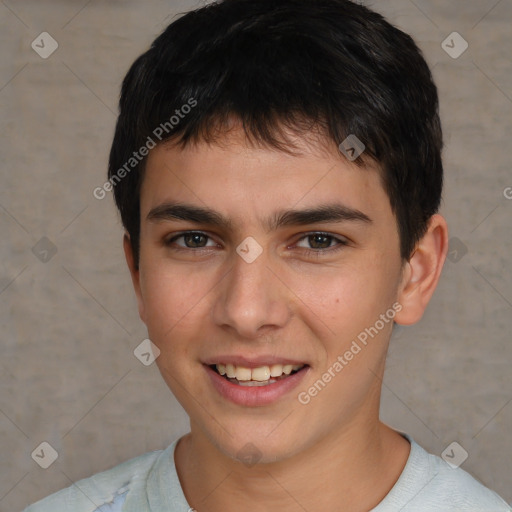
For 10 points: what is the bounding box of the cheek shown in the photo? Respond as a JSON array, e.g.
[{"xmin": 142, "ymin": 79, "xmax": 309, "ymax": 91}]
[
  {"xmin": 292, "ymin": 262, "xmax": 378, "ymax": 322},
  {"xmin": 304, "ymin": 277, "xmax": 365, "ymax": 330},
  {"xmin": 293, "ymin": 255, "xmax": 399, "ymax": 350},
  {"xmin": 139, "ymin": 264, "xmax": 211, "ymax": 341}
]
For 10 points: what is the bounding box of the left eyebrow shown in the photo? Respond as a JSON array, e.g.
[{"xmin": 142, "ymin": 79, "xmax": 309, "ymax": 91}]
[
  {"xmin": 267, "ymin": 203, "xmax": 372, "ymax": 231},
  {"xmin": 146, "ymin": 201, "xmax": 372, "ymax": 231}
]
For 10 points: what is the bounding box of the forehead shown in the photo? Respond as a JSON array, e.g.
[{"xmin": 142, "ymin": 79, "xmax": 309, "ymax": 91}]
[{"xmin": 140, "ymin": 127, "xmax": 391, "ymax": 226}]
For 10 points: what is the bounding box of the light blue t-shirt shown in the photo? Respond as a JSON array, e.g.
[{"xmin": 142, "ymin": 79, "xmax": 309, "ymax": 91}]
[{"xmin": 23, "ymin": 435, "xmax": 510, "ymax": 512}]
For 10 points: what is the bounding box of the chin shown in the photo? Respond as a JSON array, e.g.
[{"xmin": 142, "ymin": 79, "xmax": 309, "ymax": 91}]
[{"xmin": 208, "ymin": 427, "xmax": 305, "ymax": 467}]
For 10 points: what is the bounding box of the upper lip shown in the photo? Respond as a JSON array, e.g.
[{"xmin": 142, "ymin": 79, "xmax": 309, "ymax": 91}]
[{"xmin": 203, "ymin": 355, "xmax": 308, "ymax": 368}]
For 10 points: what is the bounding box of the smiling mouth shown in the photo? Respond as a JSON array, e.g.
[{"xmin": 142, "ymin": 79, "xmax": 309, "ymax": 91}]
[{"xmin": 209, "ymin": 363, "xmax": 307, "ymax": 387}]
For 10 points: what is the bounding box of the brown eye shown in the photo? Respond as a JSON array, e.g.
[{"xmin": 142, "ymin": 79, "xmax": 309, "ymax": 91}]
[
  {"xmin": 296, "ymin": 232, "xmax": 347, "ymax": 250},
  {"xmin": 166, "ymin": 231, "xmax": 217, "ymax": 249},
  {"xmin": 307, "ymin": 234, "xmax": 334, "ymax": 249},
  {"xmin": 183, "ymin": 232, "xmax": 208, "ymax": 248}
]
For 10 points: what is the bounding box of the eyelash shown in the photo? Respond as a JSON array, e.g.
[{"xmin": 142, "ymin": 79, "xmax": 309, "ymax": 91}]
[{"xmin": 164, "ymin": 231, "xmax": 349, "ymax": 257}]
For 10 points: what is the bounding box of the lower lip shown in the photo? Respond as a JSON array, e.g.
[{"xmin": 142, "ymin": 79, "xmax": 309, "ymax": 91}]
[{"xmin": 204, "ymin": 364, "xmax": 309, "ymax": 407}]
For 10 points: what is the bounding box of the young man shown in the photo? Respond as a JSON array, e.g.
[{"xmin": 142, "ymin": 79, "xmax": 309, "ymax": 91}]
[{"xmin": 25, "ymin": 0, "xmax": 510, "ymax": 510}]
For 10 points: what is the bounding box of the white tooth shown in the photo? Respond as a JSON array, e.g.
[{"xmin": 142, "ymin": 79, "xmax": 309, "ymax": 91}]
[
  {"xmin": 282, "ymin": 364, "xmax": 293, "ymax": 375},
  {"xmin": 226, "ymin": 364, "xmax": 236, "ymax": 378},
  {"xmin": 235, "ymin": 366, "xmax": 252, "ymax": 381},
  {"xmin": 251, "ymin": 366, "xmax": 271, "ymax": 381},
  {"xmin": 269, "ymin": 364, "xmax": 284, "ymax": 377},
  {"xmin": 220, "ymin": 363, "xmax": 302, "ymax": 381}
]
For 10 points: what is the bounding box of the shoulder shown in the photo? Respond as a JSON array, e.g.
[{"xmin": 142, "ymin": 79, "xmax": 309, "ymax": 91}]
[
  {"xmin": 23, "ymin": 449, "xmax": 163, "ymax": 512},
  {"xmin": 375, "ymin": 436, "xmax": 510, "ymax": 512},
  {"xmin": 420, "ymin": 453, "xmax": 510, "ymax": 511}
]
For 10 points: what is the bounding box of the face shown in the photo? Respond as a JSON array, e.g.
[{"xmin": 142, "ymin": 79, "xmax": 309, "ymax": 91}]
[{"xmin": 127, "ymin": 127, "xmax": 406, "ymax": 463}]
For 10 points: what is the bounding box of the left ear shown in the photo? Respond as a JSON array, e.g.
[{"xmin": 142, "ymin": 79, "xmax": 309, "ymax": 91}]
[{"xmin": 394, "ymin": 213, "xmax": 449, "ymax": 326}]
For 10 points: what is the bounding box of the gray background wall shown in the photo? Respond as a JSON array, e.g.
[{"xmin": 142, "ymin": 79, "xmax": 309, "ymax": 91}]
[{"xmin": 1, "ymin": 0, "xmax": 511, "ymax": 510}]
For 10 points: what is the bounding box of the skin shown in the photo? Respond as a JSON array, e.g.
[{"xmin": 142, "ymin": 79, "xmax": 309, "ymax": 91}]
[{"xmin": 124, "ymin": 125, "xmax": 449, "ymax": 511}]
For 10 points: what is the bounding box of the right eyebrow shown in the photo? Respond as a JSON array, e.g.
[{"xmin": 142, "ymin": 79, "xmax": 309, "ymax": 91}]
[{"xmin": 147, "ymin": 202, "xmax": 233, "ymax": 230}]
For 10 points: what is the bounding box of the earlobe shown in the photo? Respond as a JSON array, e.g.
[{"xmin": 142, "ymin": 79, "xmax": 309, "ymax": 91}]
[
  {"xmin": 123, "ymin": 234, "xmax": 146, "ymax": 323},
  {"xmin": 394, "ymin": 214, "xmax": 449, "ymax": 326}
]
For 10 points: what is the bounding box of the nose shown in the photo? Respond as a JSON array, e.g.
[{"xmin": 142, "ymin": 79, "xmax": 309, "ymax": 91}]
[{"xmin": 212, "ymin": 247, "xmax": 291, "ymax": 340}]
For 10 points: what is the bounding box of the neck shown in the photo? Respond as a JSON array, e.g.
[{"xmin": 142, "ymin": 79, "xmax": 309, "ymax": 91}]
[{"xmin": 175, "ymin": 415, "xmax": 410, "ymax": 512}]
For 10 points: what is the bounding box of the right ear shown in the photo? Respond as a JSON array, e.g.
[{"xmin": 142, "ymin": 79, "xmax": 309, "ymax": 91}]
[{"xmin": 123, "ymin": 233, "xmax": 146, "ymax": 323}]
